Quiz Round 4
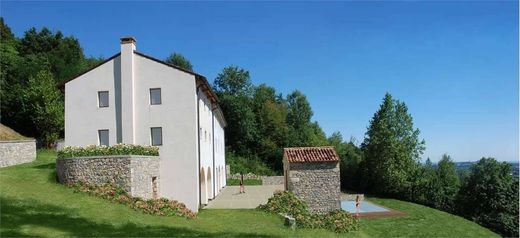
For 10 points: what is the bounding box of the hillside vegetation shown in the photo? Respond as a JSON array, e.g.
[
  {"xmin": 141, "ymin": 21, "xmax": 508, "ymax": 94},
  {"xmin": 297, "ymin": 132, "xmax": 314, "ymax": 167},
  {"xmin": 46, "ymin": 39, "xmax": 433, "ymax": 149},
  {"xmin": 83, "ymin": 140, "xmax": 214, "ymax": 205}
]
[
  {"xmin": 0, "ymin": 150, "xmax": 498, "ymax": 237},
  {"xmin": 0, "ymin": 123, "xmax": 28, "ymax": 141}
]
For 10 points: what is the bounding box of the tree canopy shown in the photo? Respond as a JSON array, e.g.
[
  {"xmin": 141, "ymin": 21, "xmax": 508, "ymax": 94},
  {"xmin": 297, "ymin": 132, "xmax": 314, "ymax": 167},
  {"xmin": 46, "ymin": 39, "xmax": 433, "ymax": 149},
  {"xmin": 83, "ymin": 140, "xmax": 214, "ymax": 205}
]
[
  {"xmin": 165, "ymin": 52, "xmax": 193, "ymax": 71},
  {"xmin": 361, "ymin": 93, "xmax": 426, "ymax": 196},
  {"xmin": 213, "ymin": 66, "xmax": 327, "ymax": 173},
  {"xmin": 0, "ymin": 18, "xmax": 103, "ymax": 142},
  {"xmin": 456, "ymin": 158, "xmax": 519, "ymax": 237}
]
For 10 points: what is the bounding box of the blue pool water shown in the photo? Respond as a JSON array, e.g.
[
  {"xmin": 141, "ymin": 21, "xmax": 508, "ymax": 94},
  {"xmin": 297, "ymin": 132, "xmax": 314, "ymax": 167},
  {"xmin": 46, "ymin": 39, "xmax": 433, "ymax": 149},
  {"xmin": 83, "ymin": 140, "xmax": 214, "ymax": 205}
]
[{"xmin": 341, "ymin": 201, "xmax": 389, "ymax": 213}]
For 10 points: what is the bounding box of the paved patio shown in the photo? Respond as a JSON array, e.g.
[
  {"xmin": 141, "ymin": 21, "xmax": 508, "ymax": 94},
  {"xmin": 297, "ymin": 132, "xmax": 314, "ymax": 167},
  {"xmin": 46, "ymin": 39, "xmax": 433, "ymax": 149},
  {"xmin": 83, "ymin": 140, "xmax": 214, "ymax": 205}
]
[{"xmin": 204, "ymin": 185, "xmax": 284, "ymax": 209}]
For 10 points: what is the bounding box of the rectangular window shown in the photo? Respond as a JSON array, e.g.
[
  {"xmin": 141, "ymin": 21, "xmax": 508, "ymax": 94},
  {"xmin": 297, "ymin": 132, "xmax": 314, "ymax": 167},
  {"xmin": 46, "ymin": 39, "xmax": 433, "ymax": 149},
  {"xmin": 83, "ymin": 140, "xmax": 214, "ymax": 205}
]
[
  {"xmin": 150, "ymin": 88, "xmax": 161, "ymax": 105},
  {"xmin": 98, "ymin": 129, "xmax": 109, "ymax": 146},
  {"xmin": 151, "ymin": 127, "xmax": 163, "ymax": 146},
  {"xmin": 98, "ymin": 91, "xmax": 109, "ymax": 107}
]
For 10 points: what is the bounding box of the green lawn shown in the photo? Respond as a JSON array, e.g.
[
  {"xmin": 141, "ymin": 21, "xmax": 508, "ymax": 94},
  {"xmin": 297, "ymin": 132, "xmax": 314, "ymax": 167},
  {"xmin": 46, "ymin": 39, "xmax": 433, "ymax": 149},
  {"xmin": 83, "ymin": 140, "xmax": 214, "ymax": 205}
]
[{"xmin": 0, "ymin": 150, "xmax": 498, "ymax": 237}]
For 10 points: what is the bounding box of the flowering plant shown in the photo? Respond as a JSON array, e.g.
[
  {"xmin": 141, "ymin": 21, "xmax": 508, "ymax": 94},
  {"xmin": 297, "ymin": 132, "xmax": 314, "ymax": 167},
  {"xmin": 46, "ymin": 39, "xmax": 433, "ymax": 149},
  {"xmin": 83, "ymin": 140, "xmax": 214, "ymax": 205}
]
[{"xmin": 58, "ymin": 144, "xmax": 159, "ymax": 159}]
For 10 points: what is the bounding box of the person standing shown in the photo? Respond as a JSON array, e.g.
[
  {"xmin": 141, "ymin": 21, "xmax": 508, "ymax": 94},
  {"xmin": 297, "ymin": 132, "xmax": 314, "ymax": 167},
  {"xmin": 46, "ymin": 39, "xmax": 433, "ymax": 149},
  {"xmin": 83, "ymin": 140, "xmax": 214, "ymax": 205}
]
[
  {"xmin": 239, "ymin": 173, "xmax": 245, "ymax": 194},
  {"xmin": 355, "ymin": 195, "xmax": 361, "ymax": 217}
]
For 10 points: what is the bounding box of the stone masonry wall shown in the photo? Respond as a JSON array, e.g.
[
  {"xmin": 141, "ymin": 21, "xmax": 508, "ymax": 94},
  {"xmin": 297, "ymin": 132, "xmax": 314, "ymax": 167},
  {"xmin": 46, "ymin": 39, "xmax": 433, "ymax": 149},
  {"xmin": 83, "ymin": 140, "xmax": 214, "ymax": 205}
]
[
  {"xmin": 56, "ymin": 155, "xmax": 160, "ymax": 199},
  {"xmin": 261, "ymin": 176, "xmax": 284, "ymax": 185},
  {"xmin": 287, "ymin": 162, "xmax": 340, "ymax": 214},
  {"xmin": 0, "ymin": 140, "xmax": 36, "ymax": 168},
  {"xmin": 130, "ymin": 157, "xmax": 161, "ymax": 199}
]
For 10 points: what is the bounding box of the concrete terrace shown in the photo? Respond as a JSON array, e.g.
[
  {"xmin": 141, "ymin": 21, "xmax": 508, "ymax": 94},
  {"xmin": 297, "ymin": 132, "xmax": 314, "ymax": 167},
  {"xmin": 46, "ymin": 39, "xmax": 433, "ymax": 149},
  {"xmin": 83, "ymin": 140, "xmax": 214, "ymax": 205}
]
[{"xmin": 204, "ymin": 185, "xmax": 284, "ymax": 209}]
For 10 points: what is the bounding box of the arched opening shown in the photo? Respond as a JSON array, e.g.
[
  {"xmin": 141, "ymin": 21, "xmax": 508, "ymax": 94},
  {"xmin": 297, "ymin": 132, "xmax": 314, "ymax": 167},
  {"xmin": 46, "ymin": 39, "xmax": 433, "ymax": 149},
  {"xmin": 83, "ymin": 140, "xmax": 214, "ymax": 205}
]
[
  {"xmin": 207, "ymin": 167, "xmax": 213, "ymax": 199},
  {"xmin": 200, "ymin": 167, "xmax": 207, "ymax": 205}
]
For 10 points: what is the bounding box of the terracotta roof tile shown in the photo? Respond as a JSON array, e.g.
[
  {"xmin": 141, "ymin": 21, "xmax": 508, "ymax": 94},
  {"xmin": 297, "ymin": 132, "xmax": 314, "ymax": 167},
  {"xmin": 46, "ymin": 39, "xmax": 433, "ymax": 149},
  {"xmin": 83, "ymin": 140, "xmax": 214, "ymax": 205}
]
[{"xmin": 284, "ymin": 146, "xmax": 340, "ymax": 163}]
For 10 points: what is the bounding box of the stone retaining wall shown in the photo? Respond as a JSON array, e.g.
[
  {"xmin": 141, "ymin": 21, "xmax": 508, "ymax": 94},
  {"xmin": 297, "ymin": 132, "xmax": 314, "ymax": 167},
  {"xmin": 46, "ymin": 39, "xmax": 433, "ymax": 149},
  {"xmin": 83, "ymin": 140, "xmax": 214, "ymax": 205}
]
[
  {"xmin": 286, "ymin": 162, "xmax": 340, "ymax": 214},
  {"xmin": 56, "ymin": 155, "xmax": 160, "ymax": 199},
  {"xmin": 0, "ymin": 140, "xmax": 36, "ymax": 168},
  {"xmin": 228, "ymin": 173, "xmax": 262, "ymax": 180},
  {"xmin": 261, "ymin": 176, "xmax": 284, "ymax": 185}
]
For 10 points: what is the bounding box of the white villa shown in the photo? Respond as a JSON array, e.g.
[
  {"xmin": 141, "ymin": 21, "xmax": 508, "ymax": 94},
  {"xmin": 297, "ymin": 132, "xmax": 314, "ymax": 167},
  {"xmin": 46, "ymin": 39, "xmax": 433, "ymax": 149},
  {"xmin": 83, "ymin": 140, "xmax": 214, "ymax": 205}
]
[{"xmin": 63, "ymin": 37, "xmax": 226, "ymax": 212}]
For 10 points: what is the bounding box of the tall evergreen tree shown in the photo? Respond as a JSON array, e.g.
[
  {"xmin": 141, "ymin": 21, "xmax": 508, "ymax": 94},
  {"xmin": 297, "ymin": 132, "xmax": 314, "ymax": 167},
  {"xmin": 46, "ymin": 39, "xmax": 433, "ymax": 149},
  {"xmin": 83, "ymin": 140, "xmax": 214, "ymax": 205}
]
[{"xmin": 361, "ymin": 93, "xmax": 425, "ymax": 196}]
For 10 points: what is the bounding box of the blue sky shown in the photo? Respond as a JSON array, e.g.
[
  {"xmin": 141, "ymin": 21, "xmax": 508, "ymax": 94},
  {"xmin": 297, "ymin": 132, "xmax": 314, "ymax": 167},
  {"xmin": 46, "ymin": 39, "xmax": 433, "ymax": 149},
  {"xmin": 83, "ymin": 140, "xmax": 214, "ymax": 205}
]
[{"xmin": 2, "ymin": 1, "xmax": 518, "ymax": 162}]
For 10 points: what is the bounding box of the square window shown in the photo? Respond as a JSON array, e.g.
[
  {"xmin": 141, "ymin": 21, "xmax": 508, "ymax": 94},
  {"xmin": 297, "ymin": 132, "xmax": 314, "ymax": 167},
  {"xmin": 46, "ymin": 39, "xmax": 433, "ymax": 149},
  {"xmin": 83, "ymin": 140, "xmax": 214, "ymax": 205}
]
[
  {"xmin": 98, "ymin": 130, "xmax": 109, "ymax": 146},
  {"xmin": 150, "ymin": 88, "xmax": 161, "ymax": 105},
  {"xmin": 151, "ymin": 127, "xmax": 162, "ymax": 146},
  {"xmin": 98, "ymin": 91, "xmax": 109, "ymax": 107}
]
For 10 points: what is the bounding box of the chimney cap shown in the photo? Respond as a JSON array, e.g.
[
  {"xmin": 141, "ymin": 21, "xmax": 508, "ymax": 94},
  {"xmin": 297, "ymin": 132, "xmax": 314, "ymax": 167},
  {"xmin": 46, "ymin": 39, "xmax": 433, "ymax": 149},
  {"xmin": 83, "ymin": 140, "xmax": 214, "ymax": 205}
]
[{"xmin": 120, "ymin": 36, "xmax": 136, "ymax": 44}]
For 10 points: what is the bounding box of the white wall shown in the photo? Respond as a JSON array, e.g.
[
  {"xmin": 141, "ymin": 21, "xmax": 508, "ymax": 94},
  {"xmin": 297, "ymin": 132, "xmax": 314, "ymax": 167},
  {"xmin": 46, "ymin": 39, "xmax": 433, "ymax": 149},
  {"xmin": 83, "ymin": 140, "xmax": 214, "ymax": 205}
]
[
  {"xmin": 198, "ymin": 91, "xmax": 214, "ymax": 203},
  {"xmin": 65, "ymin": 56, "xmax": 121, "ymax": 147},
  {"xmin": 213, "ymin": 114, "xmax": 226, "ymax": 192},
  {"xmin": 133, "ymin": 54, "xmax": 199, "ymax": 212},
  {"xmin": 65, "ymin": 43, "xmax": 225, "ymax": 212}
]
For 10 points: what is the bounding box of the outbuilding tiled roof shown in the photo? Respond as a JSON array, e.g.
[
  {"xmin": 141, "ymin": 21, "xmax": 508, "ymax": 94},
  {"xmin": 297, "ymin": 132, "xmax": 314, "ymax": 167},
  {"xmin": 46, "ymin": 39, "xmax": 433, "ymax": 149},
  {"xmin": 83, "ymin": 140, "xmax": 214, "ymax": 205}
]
[{"xmin": 284, "ymin": 146, "xmax": 340, "ymax": 163}]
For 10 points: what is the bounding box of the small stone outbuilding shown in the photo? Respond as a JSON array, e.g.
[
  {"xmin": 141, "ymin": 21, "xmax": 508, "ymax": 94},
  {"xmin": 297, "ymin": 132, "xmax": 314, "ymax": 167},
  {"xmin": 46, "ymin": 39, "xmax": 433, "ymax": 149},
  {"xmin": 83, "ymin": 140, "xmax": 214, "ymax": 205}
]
[{"xmin": 283, "ymin": 146, "xmax": 341, "ymax": 214}]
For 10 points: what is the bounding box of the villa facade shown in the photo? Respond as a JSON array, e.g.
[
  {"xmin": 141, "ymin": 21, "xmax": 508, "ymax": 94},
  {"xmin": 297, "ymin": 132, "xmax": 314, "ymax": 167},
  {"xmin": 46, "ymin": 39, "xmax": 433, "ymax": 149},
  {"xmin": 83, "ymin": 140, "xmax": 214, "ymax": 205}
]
[{"xmin": 63, "ymin": 37, "xmax": 226, "ymax": 212}]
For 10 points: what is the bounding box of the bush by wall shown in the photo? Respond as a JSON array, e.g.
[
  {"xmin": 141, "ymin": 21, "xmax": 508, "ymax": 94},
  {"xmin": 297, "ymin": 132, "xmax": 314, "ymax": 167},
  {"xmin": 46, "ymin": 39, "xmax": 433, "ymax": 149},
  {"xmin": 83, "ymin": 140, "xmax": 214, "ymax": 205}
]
[
  {"xmin": 70, "ymin": 183, "xmax": 196, "ymax": 219},
  {"xmin": 57, "ymin": 144, "xmax": 159, "ymax": 159},
  {"xmin": 258, "ymin": 191, "xmax": 359, "ymax": 233}
]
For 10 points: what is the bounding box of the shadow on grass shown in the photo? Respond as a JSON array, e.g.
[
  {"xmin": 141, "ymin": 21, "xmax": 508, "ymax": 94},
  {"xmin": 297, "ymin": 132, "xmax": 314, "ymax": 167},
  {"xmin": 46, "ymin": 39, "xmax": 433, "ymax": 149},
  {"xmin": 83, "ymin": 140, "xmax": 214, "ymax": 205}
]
[
  {"xmin": 32, "ymin": 163, "xmax": 55, "ymax": 170},
  {"xmin": 0, "ymin": 197, "xmax": 277, "ymax": 237}
]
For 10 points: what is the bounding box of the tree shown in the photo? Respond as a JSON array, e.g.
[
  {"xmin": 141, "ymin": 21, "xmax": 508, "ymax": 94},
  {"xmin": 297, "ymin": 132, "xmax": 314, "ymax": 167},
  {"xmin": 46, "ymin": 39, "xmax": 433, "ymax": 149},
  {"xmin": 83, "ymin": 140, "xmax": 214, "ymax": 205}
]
[
  {"xmin": 165, "ymin": 52, "xmax": 193, "ymax": 71},
  {"xmin": 435, "ymin": 154, "xmax": 460, "ymax": 212},
  {"xmin": 410, "ymin": 158, "xmax": 437, "ymax": 205},
  {"xmin": 286, "ymin": 90, "xmax": 322, "ymax": 147},
  {"xmin": 22, "ymin": 70, "xmax": 64, "ymax": 147},
  {"xmin": 251, "ymin": 84, "xmax": 289, "ymax": 171},
  {"xmin": 0, "ymin": 17, "xmax": 14, "ymax": 43},
  {"xmin": 213, "ymin": 66, "xmax": 258, "ymax": 156},
  {"xmin": 456, "ymin": 158, "xmax": 519, "ymax": 237},
  {"xmin": 1, "ymin": 21, "xmax": 103, "ymax": 141},
  {"xmin": 329, "ymin": 132, "xmax": 364, "ymax": 191},
  {"xmin": 19, "ymin": 27, "xmax": 86, "ymax": 82},
  {"xmin": 213, "ymin": 66, "xmax": 252, "ymax": 96},
  {"xmin": 361, "ymin": 93, "xmax": 425, "ymax": 196}
]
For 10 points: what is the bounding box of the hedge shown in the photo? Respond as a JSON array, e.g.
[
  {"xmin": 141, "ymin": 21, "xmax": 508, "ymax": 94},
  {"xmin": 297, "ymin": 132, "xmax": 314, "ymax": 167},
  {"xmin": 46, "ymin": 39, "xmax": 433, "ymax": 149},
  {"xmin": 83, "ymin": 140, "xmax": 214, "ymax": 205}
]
[{"xmin": 57, "ymin": 144, "xmax": 159, "ymax": 159}]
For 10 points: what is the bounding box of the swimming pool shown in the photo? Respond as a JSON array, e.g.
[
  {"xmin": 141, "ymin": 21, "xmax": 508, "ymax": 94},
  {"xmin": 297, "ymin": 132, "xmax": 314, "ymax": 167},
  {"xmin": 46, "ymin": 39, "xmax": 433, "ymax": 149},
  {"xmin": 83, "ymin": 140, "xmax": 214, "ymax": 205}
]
[{"xmin": 341, "ymin": 200, "xmax": 389, "ymax": 213}]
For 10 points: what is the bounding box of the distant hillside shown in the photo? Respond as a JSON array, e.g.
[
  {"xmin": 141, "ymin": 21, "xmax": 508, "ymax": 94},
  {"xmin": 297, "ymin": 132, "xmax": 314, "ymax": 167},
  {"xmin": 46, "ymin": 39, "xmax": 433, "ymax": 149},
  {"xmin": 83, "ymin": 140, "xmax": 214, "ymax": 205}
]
[
  {"xmin": 0, "ymin": 124, "xmax": 29, "ymax": 141},
  {"xmin": 455, "ymin": 161, "xmax": 519, "ymax": 178}
]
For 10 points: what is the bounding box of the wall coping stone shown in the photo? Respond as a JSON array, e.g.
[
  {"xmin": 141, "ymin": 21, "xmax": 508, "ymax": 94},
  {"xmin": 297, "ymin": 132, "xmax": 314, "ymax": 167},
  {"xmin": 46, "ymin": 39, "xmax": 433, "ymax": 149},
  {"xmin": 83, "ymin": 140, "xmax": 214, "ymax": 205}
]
[
  {"xmin": 58, "ymin": 155, "xmax": 159, "ymax": 160},
  {"xmin": 0, "ymin": 139, "xmax": 36, "ymax": 143}
]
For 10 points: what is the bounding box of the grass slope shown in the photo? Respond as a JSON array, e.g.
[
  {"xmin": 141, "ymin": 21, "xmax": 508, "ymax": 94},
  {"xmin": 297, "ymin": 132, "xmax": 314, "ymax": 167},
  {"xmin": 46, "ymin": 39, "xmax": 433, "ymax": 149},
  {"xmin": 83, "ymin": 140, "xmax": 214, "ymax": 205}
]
[
  {"xmin": 0, "ymin": 150, "xmax": 498, "ymax": 237},
  {"xmin": 0, "ymin": 123, "xmax": 28, "ymax": 141}
]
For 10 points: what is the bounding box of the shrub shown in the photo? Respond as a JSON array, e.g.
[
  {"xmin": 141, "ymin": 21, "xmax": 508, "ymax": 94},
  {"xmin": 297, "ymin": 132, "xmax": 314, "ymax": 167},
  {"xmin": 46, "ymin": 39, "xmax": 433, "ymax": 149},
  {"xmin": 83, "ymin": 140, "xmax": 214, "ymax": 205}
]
[
  {"xmin": 69, "ymin": 183, "xmax": 196, "ymax": 219},
  {"xmin": 258, "ymin": 191, "xmax": 359, "ymax": 233},
  {"xmin": 57, "ymin": 144, "xmax": 159, "ymax": 159}
]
